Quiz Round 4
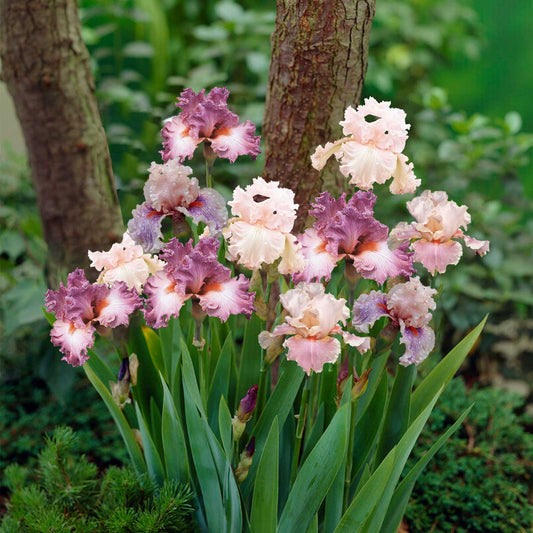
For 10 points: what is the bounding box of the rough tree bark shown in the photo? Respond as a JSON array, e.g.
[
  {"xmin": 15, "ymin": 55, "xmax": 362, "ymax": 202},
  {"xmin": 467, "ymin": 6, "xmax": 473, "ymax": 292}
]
[
  {"xmin": 0, "ymin": 0, "xmax": 124, "ymax": 288},
  {"xmin": 262, "ymin": 0, "xmax": 376, "ymax": 230}
]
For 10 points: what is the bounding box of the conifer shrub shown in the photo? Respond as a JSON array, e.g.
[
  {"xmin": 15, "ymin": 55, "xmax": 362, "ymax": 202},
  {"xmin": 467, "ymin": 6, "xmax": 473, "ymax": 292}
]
[{"xmin": 0, "ymin": 427, "xmax": 196, "ymax": 533}]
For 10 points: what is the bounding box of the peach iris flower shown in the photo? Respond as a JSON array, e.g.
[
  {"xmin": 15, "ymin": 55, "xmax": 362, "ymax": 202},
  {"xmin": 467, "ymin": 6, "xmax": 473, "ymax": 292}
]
[
  {"xmin": 259, "ymin": 283, "xmax": 370, "ymax": 375},
  {"xmin": 390, "ymin": 190, "xmax": 490, "ymax": 274}
]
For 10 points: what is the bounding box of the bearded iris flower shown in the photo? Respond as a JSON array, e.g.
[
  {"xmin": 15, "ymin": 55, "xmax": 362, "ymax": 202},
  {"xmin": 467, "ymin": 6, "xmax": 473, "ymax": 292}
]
[
  {"xmin": 294, "ymin": 191, "xmax": 414, "ymax": 284},
  {"xmin": 352, "ymin": 277, "xmax": 437, "ymax": 366},
  {"xmin": 160, "ymin": 87, "xmax": 261, "ymax": 164},
  {"xmin": 259, "ymin": 283, "xmax": 370, "ymax": 375},
  {"xmin": 311, "ymin": 97, "xmax": 420, "ymax": 194},
  {"xmin": 143, "ymin": 237, "xmax": 255, "ymax": 328},
  {"xmin": 44, "ymin": 270, "xmax": 142, "ymax": 366},
  {"xmin": 127, "ymin": 160, "xmax": 228, "ymax": 253},
  {"xmin": 223, "ymin": 177, "xmax": 305, "ymax": 274},
  {"xmin": 390, "ymin": 190, "xmax": 490, "ymax": 275}
]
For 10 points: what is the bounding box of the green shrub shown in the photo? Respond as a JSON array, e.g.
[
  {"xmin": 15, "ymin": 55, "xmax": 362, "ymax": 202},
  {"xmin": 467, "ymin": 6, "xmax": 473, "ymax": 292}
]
[
  {"xmin": 0, "ymin": 427, "xmax": 196, "ymax": 532},
  {"xmin": 405, "ymin": 378, "xmax": 533, "ymax": 532}
]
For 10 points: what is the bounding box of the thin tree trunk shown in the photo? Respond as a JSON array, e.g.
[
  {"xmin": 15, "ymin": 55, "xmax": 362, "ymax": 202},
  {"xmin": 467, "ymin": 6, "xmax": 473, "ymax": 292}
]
[
  {"xmin": 0, "ymin": 0, "xmax": 124, "ymax": 288},
  {"xmin": 262, "ymin": 0, "xmax": 376, "ymax": 230}
]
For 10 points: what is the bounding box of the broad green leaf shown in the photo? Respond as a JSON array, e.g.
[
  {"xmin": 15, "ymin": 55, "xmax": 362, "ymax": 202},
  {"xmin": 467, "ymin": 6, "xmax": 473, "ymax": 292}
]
[
  {"xmin": 160, "ymin": 376, "xmax": 189, "ymax": 482},
  {"xmin": 143, "ymin": 326, "xmax": 165, "ymax": 377},
  {"xmin": 183, "ymin": 376, "xmax": 226, "ymax": 532},
  {"xmin": 86, "ymin": 348, "xmax": 116, "ymax": 385},
  {"xmin": 135, "ymin": 403, "xmax": 165, "ymax": 486},
  {"xmin": 84, "ymin": 364, "xmax": 146, "ymax": 476},
  {"xmin": 158, "ymin": 322, "xmax": 173, "ymax": 381},
  {"xmin": 324, "ymin": 442, "xmax": 347, "ymax": 533},
  {"xmin": 302, "ymin": 404, "xmax": 325, "ymax": 463},
  {"xmin": 278, "ymin": 403, "xmax": 350, "ymax": 533},
  {"xmin": 306, "ymin": 514, "xmax": 318, "ymax": 533},
  {"xmin": 149, "ymin": 397, "xmax": 163, "ymax": 457},
  {"xmin": 250, "ymin": 418, "xmax": 279, "ymax": 533},
  {"xmin": 128, "ymin": 323, "xmax": 163, "ymax": 417},
  {"xmin": 375, "ymin": 364, "xmax": 415, "ymax": 464},
  {"xmin": 236, "ymin": 314, "xmax": 264, "ymax": 408},
  {"xmin": 319, "ymin": 363, "xmax": 337, "ymax": 425},
  {"xmin": 218, "ymin": 395, "xmax": 233, "ymax": 458},
  {"xmin": 360, "ymin": 391, "xmax": 443, "ymax": 533},
  {"xmin": 208, "ymin": 332, "xmax": 234, "ymax": 429},
  {"xmin": 241, "ymin": 360, "xmax": 304, "ymax": 498},
  {"xmin": 334, "ymin": 450, "xmax": 396, "ymax": 533},
  {"xmin": 180, "ymin": 338, "xmax": 206, "ymax": 415},
  {"xmin": 410, "ymin": 316, "xmax": 486, "ymax": 423},
  {"xmin": 208, "ymin": 318, "xmax": 223, "ymax": 379},
  {"xmin": 379, "ymin": 404, "xmax": 473, "ymax": 533},
  {"xmin": 350, "ymin": 373, "xmax": 388, "ymax": 482},
  {"xmin": 355, "ymin": 349, "xmax": 389, "ymax": 421}
]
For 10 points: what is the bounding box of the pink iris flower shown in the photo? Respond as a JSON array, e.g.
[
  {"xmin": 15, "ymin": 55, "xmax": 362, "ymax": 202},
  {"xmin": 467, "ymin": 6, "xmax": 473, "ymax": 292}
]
[
  {"xmin": 223, "ymin": 177, "xmax": 305, "ymax": 274},
  {"xmin": 45, "ymin": 269, "xmax": 142, "ymax": 366},
  {"xmin": 352, "ymin": 277, "xmax": 437, "ymax": 366},
  {"xmin": 143, "ymin": 237, "xmax": 255, "ymax": 328},
  {"xmin": 160, "ymin": 87, "xmax": 261, "ymax": 163},
  {"xmin": 293, "ymin": 191, "xmax": 414, "ymax": 284},
  {"xmin": 127, "ymin": 160, "xmax": 228, "ymax": 253},
  {"xmin": 311, "ymin": 97, "xmax": 420, "ymax": 194},
  {"xmin": 390, "ymin": 190, "xmax": 490, "ymax": 275},
  {"xmin": 259, "ymin": 283, "xmax": 370, "ymax": 375}
]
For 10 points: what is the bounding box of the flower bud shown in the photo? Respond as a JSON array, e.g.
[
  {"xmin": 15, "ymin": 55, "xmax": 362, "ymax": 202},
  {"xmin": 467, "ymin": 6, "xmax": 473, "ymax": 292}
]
[
  {"xmin": 129, "ymin": 353, "xmax": 139, "ymax": 387},
  {"xmin": 232, "ymin": 385, "xmax": 258, "ymax": 441},
  {"xmin": 352, "ymin": 369, "xmax": 371, "ymax": 401},
  {"xmin": 235, "ymin": 437, "xmax": 255, "ymax": 483}
]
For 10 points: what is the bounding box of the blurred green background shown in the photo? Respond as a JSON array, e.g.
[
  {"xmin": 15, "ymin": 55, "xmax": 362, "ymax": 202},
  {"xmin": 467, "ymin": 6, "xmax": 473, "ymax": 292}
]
[{"xmin": 0, "ymin": 1, "xmax": 532, "ymax": 529}]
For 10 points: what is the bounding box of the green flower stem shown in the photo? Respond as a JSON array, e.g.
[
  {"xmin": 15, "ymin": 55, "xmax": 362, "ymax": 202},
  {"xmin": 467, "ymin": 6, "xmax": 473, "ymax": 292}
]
[
  {"xmin": 343, "ymin": 394, "xmax": 359, "ymax": 511},
  {"xmin": 255, "ymin": 360, "xmax": 269, "ymax": 423},
  {"xmin": 290, "ymin": 376, "xmax": 311, "ymax": 485},
  {"xmin": 205, "ymin": 159, "xmax": 213, "ymax": 189}
]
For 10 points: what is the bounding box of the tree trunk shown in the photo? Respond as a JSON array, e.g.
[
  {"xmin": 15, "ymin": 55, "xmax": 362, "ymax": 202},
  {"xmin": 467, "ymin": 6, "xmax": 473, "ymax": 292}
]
[
  {"xmin": 0, "ymin": 0, "xmax": 124, "ymax": 288},
  {"xmin": 262, "ymin": 0, "xmax": 376, "ymax": 230}
]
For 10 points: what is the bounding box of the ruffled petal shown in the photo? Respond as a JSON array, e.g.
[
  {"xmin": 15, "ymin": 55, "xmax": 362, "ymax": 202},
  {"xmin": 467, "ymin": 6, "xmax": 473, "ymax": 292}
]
[
  {"xmin": 324, "ymin": 207, "xmax": 389, "ymax": 257},
  {"xmin": 350, "ymin": 240, "xmax": 415, "ymax": 284},
  {"xmin": 143, "ymin": 161, "xmax": 199, "ymax": 213},
  {"xmin": 229, "ymin": 177, "xmax": 297, "ymax": 233},
  {"xmin": 95, "ymin": 282, "xmax": 143, "ymax": 328},
  {"xmin": 352, "ymin": 290, "xmax": 389, "ymax": 333},
  {"xmin": 412, "ymin": 239, "xmax": 463, "ymax": 275},
  {"xmin": 225, "ymin": 220, "xmax": 287, "ymax": 270},
  {"xmin": 310, "ymin": 139, "xmax": 347, "ymax": 171},
  {"xmin": 50, "ymin": 319, "xmax": 95, "ymax": 367},
  {"xmin": 340, "ymin": 98, "xmax": 409, "ymax": 152},
  {"xmin": 386, "ymin": 277, "xmax": 436, "ymax": 328},
  {"xmin": 292, "ymin": 228, "xmax": 339, "ymax": 283},
  {"xmin": 389, "ymin": 154, "xmax": 420, "ymax": 195},
  {"xmin": 127, "ymin": 203, "xmax": 166, "ymax": 254},
  {"xmin": 197, "ymin": 274, "xmax": 255, "ymax": 321},
  {"xmin": 278, "ymin": 234, "xmax": 307, "ymax": 275},
  {"xmin": 389, "ymin": 221, "xmax": 420, "ymax": 248},
  {"xmin": 339, "ymin": 331, "xmax": 371, "ymax": 354},
  {"xmin": 178, "ymin": 188, "xmax": 228, "ymax": 234},
  {"xmin": 338, "ymin": 142, "xmax": 398, "ymax": 190},
  {"xmin": 398, "ymin": 323, "xmax": 435, "ymax": 366},
  {"xmin": 210, "ymin": 120, "xmax": 261, "ymax": 162},
  {"xmin": 462, "ymin": 235, "xmax": 490, "ymax": 256},
  {"xmin": 143, "ymin": 270, "xmax": 189, "ymax": 328},
  {"xmin": 284, "ymin": 335, "xmax": 341, "ymax": 375},
  {"xmin": 160, "ymin": 115, "xmax": 201, "ymax": 163},
  {"xmin": 90, "ymin": 232, "xmax": 164, "ymax": 293}
]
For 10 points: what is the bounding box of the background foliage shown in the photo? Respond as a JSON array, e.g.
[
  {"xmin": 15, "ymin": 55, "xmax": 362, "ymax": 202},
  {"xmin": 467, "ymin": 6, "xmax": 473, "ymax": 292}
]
[{"xmin": 0, "ymin": 0, "xmax": 532, "ymax": 529}]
